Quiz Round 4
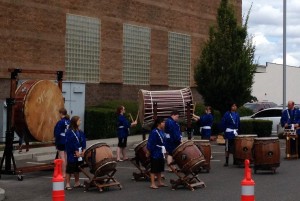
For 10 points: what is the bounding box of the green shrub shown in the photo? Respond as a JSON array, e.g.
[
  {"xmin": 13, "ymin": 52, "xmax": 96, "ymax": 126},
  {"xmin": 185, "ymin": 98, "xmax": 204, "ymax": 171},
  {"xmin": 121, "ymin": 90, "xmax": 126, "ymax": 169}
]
[
  {"xmin": 238, "ymin": 106, "xmax": 254, "ymax": 117},
  {"xmin": 240, "ymin": 119, "xmax": 272, "ymax": 137},
  {"xmin": 84, "ymin": 101, "xmax": 142, "ymax": 140}
]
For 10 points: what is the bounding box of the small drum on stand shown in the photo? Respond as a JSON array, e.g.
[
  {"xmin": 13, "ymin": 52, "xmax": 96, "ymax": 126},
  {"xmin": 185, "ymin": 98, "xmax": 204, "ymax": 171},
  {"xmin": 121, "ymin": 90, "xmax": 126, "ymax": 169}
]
[
  {"xmin": 234, "ymin": 135, "xmax": 257, "ymax": 165},
  {"xmin": 131, "ymin": 140, "xmax": 151, "ymax": 181},
  {"xmin": 80, "ymin": 143, "xmax": 122, "ymax": 192},
  {"xmin": 252, "ymin": 137, "xmax": 280, "ymax": 174},
  {"xmin": 170, "ymin": 140, "xmax": 206, "ymax": 191},
  {"xmin": 138, "ymin": 88, "xmax": 194, "ymax": 129},
  {"xmin": 284, "ymin": 129, "xmax": 298, "ymax": 159},
  {"xmin": 193, "ymin": 140, "xmax": 211, "ymax": 172}
]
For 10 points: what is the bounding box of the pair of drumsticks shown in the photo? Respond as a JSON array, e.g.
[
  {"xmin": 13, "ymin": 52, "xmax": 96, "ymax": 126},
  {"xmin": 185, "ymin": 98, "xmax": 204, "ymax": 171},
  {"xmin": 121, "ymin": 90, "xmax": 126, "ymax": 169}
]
[{"xmin": 129, "ymin": 110, "xmax": 139, "ymax": 123}]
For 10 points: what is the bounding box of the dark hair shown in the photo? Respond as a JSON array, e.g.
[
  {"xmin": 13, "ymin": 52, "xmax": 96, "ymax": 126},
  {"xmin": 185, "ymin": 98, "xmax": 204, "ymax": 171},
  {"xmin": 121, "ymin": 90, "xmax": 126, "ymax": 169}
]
[
  {"xmin": 229, "ymin": 103, "xmax": 237, "ymax": 111},
  {"xmin": 151, "ymin": 117, "xmax": 165, "ymax": 130},
  {"xmin": 170, "ymin": 110, "xmax": 180, "ymax": 116},
  {"xmin": 59, "ymin": 108, "xmax": 67, "ymax": 115},
  {"xmin": 69, "ymin": 116, "xmax": 80, "ymax": 131},
  {"xmin": 116, "ymin": 105, "xmax": 124, "ymax": 114}
]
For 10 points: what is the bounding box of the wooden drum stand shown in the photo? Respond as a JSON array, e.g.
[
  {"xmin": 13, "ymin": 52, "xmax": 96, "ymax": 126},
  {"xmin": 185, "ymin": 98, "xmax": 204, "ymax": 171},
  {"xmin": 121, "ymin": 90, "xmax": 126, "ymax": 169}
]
[{"xmin": 284, "ymin": 129, "xmax": 298, "ymax": 159}]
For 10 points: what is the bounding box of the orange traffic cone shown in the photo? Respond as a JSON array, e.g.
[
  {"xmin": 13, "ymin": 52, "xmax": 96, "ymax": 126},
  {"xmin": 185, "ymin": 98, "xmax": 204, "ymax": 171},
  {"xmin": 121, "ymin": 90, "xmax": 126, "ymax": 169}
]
[
  {"xmin": 52, "ymin": 159, "xmax": 65, "ymax": 201},
  {"xmin": 241, "ymin": 159, "xmax": 255, "ymax": 201}
]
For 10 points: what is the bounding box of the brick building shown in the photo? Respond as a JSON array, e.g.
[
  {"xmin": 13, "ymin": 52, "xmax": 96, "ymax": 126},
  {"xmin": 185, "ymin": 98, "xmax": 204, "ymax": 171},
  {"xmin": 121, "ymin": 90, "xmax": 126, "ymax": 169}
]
[{"xmin": 0, "ymin": 0, "xmax": 241, "ymax": 106}]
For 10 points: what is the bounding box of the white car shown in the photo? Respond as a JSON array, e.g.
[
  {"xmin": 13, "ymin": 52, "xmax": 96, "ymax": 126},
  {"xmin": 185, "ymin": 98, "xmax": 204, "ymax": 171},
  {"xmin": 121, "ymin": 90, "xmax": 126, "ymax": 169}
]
[{"xmin": 240, "ymin": 107, "xmax": 284, "ymax": 135}]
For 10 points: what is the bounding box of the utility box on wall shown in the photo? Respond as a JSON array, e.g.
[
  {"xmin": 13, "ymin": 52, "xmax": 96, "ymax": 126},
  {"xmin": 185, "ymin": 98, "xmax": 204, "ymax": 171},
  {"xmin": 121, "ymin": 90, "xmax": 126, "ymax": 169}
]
[
  {"xmin": 0, "ymin": 100, "xmax": 19, "ymax": 143},
  {"xmin": 62, "ymin": 82, "xmax": 85, "ymax": 130}
]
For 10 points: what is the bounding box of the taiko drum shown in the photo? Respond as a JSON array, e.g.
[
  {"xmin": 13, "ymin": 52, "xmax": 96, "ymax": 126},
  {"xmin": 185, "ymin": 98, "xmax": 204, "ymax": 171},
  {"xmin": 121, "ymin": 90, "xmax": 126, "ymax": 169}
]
[{"xmin": 14, "ymin": 80, "xmax": 64, "ymax": 142}]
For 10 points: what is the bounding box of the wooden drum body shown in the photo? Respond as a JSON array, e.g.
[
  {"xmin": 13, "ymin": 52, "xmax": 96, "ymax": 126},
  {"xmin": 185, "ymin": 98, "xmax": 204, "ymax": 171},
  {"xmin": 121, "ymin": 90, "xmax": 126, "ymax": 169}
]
[
  {"xmin": 138, "ymin": 88, "xmax": 194, "ymax": 129},
  {"xmin": 14, "ymin": 80, "xmax": 64, "ymax": 142},
  {"xmin": 234, "ymin": 135, "xmax": 257, "ymax": 164},
  {"xmin": 172, "ymin": 140, "xmax": 205, "ymax": 174},
  {"xmin": 193, "ymin": 140, "xmax": 211, "ymax": 172},
  {"xmin": 84, "ymin": 143, "xmax": 116, "ymax": 176},
  {"xmin": 253, "ymin": 137, "xmax": 280, "ymax": 173},
  {"xmin": 134, "ymin": 140, "xmax": 151, "ymax": 170}
]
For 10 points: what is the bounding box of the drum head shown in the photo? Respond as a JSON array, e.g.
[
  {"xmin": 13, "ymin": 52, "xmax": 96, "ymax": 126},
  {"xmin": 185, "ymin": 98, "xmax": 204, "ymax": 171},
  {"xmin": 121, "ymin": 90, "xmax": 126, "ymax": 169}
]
[{"xmin": 22, "ymin": 80, "xmax": 64, "ymax": 142}]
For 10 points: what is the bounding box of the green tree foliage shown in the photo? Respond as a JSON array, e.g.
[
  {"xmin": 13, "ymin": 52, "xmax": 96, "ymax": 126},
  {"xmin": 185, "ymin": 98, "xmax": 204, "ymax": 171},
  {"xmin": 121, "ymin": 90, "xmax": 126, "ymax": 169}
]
[{"xmin": 194, "ymin": 0, "xmax": 257, "ymax": 114}]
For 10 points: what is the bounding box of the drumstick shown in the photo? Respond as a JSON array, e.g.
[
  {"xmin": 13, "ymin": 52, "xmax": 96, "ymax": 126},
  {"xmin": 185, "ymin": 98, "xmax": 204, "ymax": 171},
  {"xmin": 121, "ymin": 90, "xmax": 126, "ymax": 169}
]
[
  {"xmin": 135, "ymin": 110, "xmax": 139, "ymax": 122},
  {"xmin": 129, "ymin": 113, "xmax": 134, "ymax": 122}
]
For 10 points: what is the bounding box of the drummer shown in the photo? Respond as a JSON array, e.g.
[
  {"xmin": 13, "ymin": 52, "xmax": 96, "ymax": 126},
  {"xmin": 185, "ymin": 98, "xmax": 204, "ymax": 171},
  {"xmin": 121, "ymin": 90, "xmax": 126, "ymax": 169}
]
[
  {"xmin": 116, "ymin": 105, "xmax": 137, "ymax": 162},
  {"xmin": 221, "ymin": 103, "xmax": 240, "ymax": 167},
  {"xmin": 192, "ymin": 106, "xmax": 214, "ymax": 140},
  {"xmin": 65, "ymin": 116, "xmax": 86, "ymax": 190},
  {"xmin": 147, "ymin": 117, "xmax": 167, "ymax": 189},
  {"xmin": 54, "ymin": 108, "xmax": 70, "ymax": 178},
  {"xmin": 165, "ymin": 110, "xmax": 182, "ymax": 171},
  {"xmin": 193, "ymin": 106, "xmax": 214, "ymax": 158},
  {"xmin": 281, "ymin": 100, "xmax": 299, "ymax": 156}
]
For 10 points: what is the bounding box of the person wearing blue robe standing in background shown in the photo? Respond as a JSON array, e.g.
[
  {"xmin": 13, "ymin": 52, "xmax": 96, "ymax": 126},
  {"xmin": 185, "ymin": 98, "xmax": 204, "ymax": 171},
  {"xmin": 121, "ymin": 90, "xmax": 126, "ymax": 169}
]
[
  {"xmin": 116, "ymin": 105, "xmax": 137, "ymax": 162},
  {"xmin": 193, "ymin": 106, "xmax": 214, "ymax": 158},
  {"xmin": 221, "ymin": 103, "xmax": 240, "ymax": 167},
  {"xmin": 54, "ymin": 108, "xmax": 70, "ymax": 178}
]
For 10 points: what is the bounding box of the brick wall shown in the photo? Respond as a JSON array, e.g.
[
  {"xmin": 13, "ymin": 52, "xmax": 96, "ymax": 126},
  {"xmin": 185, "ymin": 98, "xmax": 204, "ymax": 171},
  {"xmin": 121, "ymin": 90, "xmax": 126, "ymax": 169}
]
[{"xmin": 0, "ymin": 0, "xmax": 241, "ymax": 105}]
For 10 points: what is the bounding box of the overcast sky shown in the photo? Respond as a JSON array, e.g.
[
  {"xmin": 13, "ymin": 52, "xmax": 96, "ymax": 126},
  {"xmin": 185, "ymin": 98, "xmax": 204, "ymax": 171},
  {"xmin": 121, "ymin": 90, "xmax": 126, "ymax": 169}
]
[{"xmin": 242, "ymin": 0, "xmax": 300, "ymax": 67}]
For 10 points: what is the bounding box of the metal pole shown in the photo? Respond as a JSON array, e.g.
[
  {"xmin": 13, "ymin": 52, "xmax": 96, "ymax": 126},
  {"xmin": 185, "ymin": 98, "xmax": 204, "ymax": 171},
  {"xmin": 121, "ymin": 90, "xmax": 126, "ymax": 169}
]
[{"xmin": 283, "ymin": 0, "xmax": 286, "ymax": 110}]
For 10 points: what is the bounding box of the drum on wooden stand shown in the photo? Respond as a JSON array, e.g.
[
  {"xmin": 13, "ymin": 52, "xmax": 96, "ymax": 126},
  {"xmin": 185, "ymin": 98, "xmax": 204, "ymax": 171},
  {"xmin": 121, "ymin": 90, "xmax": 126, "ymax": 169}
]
[
  {"xmin": 84, "ymin": 143, "xmax": 116, "ymax": 177},
  {"xmin": 14, "ymin": 80, "xmax": 64, "ymax": 142},
  {"xmin": 138, "ymin": 88, "xmax": 194, "ymax": 129},
  {"xmin": 193, "ymin": 140, "xmax": 211, "ymax": 172},
  {"xmin": 253, "ymin": 137, "xmax": 280, "ymax": 174},
  {"xmin": 172, "ymin": 140, "xmax": 205, "ymax": 174},
  {"xmin": 234, "ymin": 135, "xmax": 257, "ymax": 165},
  {"xmin": 134, "ymin": 140, "xmax": 151, "ymax": 170}
]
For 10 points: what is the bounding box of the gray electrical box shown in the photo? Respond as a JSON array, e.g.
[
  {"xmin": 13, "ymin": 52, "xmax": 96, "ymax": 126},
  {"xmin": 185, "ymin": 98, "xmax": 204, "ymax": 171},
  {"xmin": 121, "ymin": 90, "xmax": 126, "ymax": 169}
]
[
  {"xmin": 0, "ymin": 100, "xmax": 19, "ymax": 143},
  {"xmin": 62, "ymin": 82, "xmax": 85, "ymax": 130}
]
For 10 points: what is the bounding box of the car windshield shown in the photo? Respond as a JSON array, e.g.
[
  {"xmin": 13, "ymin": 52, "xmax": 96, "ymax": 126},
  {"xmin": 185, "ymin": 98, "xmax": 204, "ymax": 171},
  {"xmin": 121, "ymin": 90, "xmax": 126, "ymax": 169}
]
[{"xmin": 244, "ymin": 103, "xmax": 257, "ymax": 110}]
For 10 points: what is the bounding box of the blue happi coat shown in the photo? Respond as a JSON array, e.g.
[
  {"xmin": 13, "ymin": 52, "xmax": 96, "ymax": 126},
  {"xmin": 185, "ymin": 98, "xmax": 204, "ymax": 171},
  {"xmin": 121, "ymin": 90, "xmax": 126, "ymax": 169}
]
[
  {"xmin": 54, "ymin": 117, "xmax": 70, "ymax": 147},
  {"xmin": 221, "ymin": 111, "xmax": 240, "ymax": 140},
  {"xmin": 164, "ymin": 117, "xmax": 182, "ymax": 154},
  {"xmin": 117, "ymin": 114, "xmax": 130, "ymax": 138},
  {"xmin": 65, "ymin": 129, "xmax": 86, "ymax": 163},
  {"xmin": 147, "ymin": 128, "xmax": 166, "ymax": 159},
  {"xmin": 198, "ymin": 113, "xmax": 213, "ymax": 139}
]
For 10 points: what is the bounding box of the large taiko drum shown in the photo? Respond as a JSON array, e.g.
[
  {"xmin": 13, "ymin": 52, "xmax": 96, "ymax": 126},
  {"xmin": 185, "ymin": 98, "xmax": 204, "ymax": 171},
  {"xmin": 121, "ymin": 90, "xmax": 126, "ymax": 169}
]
[
  {"xmin": 134, "ymin": 140, "xmax": 151, "ymax": 170},
  {"xmin": 193, "ymin": 140, "xmax": 211, "ymax": 172},
  {"xmin": 138, "ymin": 88, "xmax": 194, "ymax": 128},
  {"xmin": 84, "ymin": 143, "xmax": 116, "ymax": 176},
  {"xmin": 234, "ymin": 135, "xmax": 257, "ymax": 164},
  {"xmin": 14, "ymin": 80, "xmax": 64, "ymax": 142},
  {"xmin": 253, "ymin": 137, "xmax": 280, "ymax": 173},
  {"xmin": 172, "ymin": 140, "xmax": 205, "ymax": 174}
]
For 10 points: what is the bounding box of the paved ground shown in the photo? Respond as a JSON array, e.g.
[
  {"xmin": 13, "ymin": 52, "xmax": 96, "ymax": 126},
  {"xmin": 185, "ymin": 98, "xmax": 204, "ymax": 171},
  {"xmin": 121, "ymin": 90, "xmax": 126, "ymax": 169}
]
[{"xmin": 1, "ymin": 135, "xmax": 300, "ymax": 201}]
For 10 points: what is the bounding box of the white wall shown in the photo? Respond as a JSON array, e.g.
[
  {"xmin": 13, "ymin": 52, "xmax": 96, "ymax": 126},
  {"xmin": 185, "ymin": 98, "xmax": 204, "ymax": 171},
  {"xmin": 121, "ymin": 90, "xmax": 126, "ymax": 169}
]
[{"xmin": 252, "ymin": 62, "xmax": 300, "ymax": 105}]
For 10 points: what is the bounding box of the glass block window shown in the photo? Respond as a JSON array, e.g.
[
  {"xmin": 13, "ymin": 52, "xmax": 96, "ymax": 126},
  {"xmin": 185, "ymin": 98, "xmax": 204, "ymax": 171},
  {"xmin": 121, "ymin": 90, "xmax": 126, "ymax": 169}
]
[
  {"xmin": 168, "ymin": 32, "xmax": 191, "ymax": 87},
  {"xmin": 123, "ymin": 24, "xmax": 151, "ymax": 85},
  {"xmin": 65, "ymin": 14, "xmax": 100, "ymax": 83}
]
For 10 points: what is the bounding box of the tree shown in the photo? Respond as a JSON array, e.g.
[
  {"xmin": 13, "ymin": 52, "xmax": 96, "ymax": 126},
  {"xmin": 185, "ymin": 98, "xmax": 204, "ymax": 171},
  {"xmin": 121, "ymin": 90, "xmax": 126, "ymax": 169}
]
[{"xmin": 194, "ymin": 0, "xmax": 257, "ymax": 115}]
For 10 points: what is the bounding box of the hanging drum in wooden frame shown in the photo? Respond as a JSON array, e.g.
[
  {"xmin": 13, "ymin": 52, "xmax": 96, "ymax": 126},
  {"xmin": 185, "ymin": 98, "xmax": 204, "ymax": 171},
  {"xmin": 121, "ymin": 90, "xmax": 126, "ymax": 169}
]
[
  {"xmin": 138, "ymin": 87, "xmax": 194, "ymax": 129},
  {"xmin": 14, "ymin": 80, "xmax": 64, "ymax": 142}
]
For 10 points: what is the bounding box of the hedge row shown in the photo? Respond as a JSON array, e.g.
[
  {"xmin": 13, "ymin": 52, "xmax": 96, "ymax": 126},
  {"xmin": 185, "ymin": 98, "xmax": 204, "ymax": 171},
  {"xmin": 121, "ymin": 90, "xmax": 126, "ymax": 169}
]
[{"xmin": 84, "ymin": 101, "xmax": 260, "ymax": 140}]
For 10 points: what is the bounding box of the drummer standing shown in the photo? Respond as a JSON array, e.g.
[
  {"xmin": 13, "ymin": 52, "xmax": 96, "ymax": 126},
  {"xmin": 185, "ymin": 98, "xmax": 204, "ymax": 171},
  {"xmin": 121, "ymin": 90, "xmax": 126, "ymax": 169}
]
[
  {"xmin": 65, "ymin": 116, "xmax": 86, "ymax": 190},
  {"xmin": 193, "ymin": 106, "xmax": 214, "ymax": 140},
  {"xmin": 116, "ymin": 106, "xmax": 137, "ymax": 162},
  {"xmin": 165, "ymin": 110, "xmax": 182, "ymax": 171},
  {"xmin": 221, "ymin": 103, "xmax": 240, "ymax": 167},
  {"xmin": 147, "ymin": 117, "xmax": 167, "ymax": 189},
  {"xmin": 54, "ymin": 108, "xmax": 70, "ymax": 178},
  {"xmin": 281, "ymin": 100, "xmax": 300, "ymax": 156}
]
